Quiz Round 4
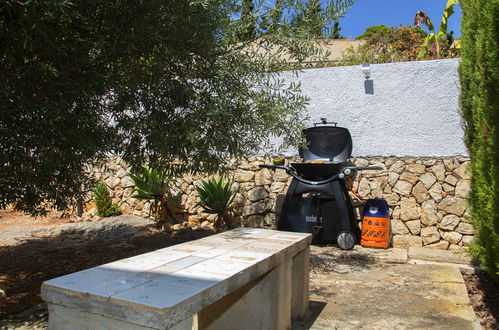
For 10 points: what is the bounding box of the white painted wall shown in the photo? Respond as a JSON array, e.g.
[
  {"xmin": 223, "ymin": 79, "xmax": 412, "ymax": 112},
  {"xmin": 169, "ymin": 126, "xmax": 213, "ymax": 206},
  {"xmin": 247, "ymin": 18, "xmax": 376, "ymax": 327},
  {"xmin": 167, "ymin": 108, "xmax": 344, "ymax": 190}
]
[{"xmin": 277, "ymin": 58, "xmax": 467, "ymax": 157}]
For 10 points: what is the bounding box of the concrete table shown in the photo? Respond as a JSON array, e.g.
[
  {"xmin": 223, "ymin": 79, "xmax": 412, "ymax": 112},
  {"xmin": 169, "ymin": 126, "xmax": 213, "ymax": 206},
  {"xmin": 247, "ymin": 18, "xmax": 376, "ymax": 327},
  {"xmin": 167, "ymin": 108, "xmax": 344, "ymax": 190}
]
[{"xmin": 42, "ymin": 228, "xmax": 312, "ymax": 329}]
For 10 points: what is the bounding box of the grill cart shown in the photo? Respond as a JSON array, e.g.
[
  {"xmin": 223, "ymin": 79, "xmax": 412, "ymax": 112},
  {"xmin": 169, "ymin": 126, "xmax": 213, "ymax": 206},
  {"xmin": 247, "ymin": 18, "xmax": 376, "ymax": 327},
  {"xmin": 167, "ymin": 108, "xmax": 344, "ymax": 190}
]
[{"xmin": 260, "ymin": 119, "xmax": 382, "ymax": 250}]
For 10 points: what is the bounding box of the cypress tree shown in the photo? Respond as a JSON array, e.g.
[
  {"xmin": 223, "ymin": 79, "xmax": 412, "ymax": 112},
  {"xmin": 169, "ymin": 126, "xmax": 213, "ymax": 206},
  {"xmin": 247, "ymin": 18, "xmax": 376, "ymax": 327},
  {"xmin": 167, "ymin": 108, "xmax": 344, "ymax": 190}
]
[
  {"xmin": 330, "ymin": 19, "xmax": 342, "ymax": 39},
  {"xmin": 460, "ymin": 0, "xmax": 499, "ymax": 279}
]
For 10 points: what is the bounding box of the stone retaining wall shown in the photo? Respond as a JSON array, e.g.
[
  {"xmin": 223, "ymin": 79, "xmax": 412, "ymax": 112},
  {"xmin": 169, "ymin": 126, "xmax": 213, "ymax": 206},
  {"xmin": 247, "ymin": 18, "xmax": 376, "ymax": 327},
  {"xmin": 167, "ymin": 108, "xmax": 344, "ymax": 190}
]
[{"xmin": 85, "ymin": 156, "xmax": 472, "ymax": 250}]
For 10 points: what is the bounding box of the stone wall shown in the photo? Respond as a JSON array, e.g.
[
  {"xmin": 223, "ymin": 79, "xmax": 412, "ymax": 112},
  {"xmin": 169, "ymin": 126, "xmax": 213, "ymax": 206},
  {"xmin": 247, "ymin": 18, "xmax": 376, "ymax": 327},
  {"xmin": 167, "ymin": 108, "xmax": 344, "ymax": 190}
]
[{"xmin": 85, "ymin": 156, "xmax": 472, "ymax": 250}]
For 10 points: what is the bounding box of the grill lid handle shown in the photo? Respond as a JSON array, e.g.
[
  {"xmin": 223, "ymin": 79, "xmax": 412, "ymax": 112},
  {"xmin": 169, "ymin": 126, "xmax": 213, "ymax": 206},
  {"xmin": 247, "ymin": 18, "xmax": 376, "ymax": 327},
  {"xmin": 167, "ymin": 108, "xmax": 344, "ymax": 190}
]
[{"xmin": 314, "ymin": 118, "xmax": 337, "ymax": 127}]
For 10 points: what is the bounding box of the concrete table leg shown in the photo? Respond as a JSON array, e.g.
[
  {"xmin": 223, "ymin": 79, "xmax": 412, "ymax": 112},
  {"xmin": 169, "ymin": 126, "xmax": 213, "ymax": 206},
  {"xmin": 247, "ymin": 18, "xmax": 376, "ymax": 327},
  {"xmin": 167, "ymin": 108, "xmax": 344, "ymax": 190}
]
[
  {"xmin": 292, "ymin": 246, "xmax": 310, "ymax": 320},
  {"xmin": 195, "ymin": 259, "xmax": 293, "ymax": 330}
]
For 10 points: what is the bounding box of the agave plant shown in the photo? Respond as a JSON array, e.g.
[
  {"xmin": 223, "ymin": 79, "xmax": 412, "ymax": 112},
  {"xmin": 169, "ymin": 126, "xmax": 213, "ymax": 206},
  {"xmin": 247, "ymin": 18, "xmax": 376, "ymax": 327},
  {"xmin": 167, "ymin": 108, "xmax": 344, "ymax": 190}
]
[
  {"xmin": 130, "ymin": 166, "xmax": 179, "ymax": 229},
  {"xmin": 195, "ymin": 177, "xmax": 237, "ymax": 231}
]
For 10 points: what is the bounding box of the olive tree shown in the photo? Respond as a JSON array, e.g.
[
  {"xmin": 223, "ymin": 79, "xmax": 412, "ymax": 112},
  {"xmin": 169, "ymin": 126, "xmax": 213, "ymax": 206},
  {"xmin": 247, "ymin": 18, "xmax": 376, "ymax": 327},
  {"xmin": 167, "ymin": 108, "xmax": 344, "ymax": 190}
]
[{"xmin": 0, "ymin": 0, "xmax": 314, "ymax": 214}]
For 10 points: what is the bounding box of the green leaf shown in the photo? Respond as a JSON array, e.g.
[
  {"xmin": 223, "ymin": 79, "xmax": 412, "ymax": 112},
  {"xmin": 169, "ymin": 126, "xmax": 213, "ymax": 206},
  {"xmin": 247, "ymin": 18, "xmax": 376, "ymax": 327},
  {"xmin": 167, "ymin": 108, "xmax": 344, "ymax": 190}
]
[
  {"xmin": 195, "ymin": 176, "xmax": 237, "ymax": 218},
  {"xmin": 438, "ymin": 0, "xmax": 458, "ymax": 38},
  {"xmin": 417, "ymin": 33, "xmax": 436, "ymax": 59},
  {"xmin": 93, "ymin": 182, "xmax": 121, "ymax": 217}
]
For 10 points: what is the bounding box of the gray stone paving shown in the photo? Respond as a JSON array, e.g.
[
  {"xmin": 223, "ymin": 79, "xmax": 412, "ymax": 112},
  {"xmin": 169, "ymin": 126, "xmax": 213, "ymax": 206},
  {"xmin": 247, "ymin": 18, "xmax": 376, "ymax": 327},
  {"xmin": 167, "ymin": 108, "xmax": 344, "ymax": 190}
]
[{"xmin": 294, "ymin": 245, "xmax": 480, "ymax": 330}]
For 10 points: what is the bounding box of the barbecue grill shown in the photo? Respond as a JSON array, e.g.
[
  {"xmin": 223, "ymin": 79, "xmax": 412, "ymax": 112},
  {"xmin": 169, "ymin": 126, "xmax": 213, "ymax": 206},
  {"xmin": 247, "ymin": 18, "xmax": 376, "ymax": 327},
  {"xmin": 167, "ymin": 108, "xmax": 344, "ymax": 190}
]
[{"xmin": 260, "ymin": 119, "xmax": 381, "ymax": 250}]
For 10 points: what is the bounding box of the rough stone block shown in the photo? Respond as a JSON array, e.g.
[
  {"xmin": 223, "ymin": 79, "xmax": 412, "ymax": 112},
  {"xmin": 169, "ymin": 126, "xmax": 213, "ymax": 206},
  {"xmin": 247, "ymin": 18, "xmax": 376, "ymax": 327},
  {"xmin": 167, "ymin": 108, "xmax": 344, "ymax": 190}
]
[
  {"xmin": 426, "ymin": 240, "xmax": 450, "ymax": 250},
  {"xmin": 391, "ymin": 220, "xmax": 409, "ymax": 235},
  {"xmin": 383, "ymin": 193, "xmax": 400, "ymax": 206},
  {"xmin": 461, "ymin": 235, "xmax": 474, "ymax": 246},
  {"xmin": 389, "ymin": 160, "xmax": 406, "ymax": 174},
  {"xmin": 438, "ymin": 215, "xmax": 460, "ymax": 231},
  {"xmin": 273, "ymin": 169, "xmax": 289, "ymax": 182},
  {"xmin": 234, "ymin": 170, "xmax": 255, "ymax": 183},
  {"xmin": 441, "ymin": 231, "xmax": 463, "ymax": 245},
  {"xmin": 455, "ymin": 180, "xmax": 471, "ymax": 198},
  {"xmin": 406, "ymin": 163, "xmax": 426, "ymax": 174},
  {"xmin": 358, "ymin": 178, "xmax": 371, "ymax": 197},
  {"xmin": 421, "ymin": 226, "xmax": 440, "ymax": 245},
  {"xmin": 405, "ymin": 220, "xmax": 421, "ymax": 235},
  {"xmin": 420, "ymin": 200, "xmax": 438, "ymax": 226},
  {"xmin": 419, "ymin": 172, "xmax": 437, "ymax": 189},
  {"xmin": 393, "ymin": 180, "xmax": 413, "ymax": 197},
  {"xmin": 388, "ymin": 172, "xmax": 400, "ymax": 186},
  {"xmin": 254, "ymin": 168, "xmax": 272, "ymax": 186},
  {"xmin": 437, "ymin": 196, "xmax": 467, "ymax": 217},
  {"xmin": 242, "ymin": 201, "xmax": 268, "ymax": 216},
  {"xmin": 455, "ymin": 222, "xmax": 474, "ymax": 235},
  {"xmin": 422, "ymin": 159, "xmax": 437, "ymax": 166},
  {"xmin": 430, "ymin": 164, "xmax": 446, "ymax": 181},
  {"xmin": 392, "ymin": 235, "xmax": 422, "ymax": 248},
  {"xmin": 428, "ymin": 182, "xmax": 443, "ymax": 202},
  {"xmin": 443, "ymin": 159, "xmax": 459, "ymax": 171},
  {"xmin": 412, "ymin": 182, "xmax": 429, "ymax": 203},
  {"xmin": 442, "ymin": 183, "xmax": 455, "ymax": 192},
  {"xmin": 399, "ymin": 171, "xmax": 419, "ymax": 185},
  {"xmin": 245, "ymin": 215, "xmax": 265, "ymax": 227},
  {"xmin": 247, "ymin": 187, "xmax": 268, "ymax": 202},
  {"xmin": 444, "ymin": 174, "xmax": 458, "ymax": 186},
  {"xmin": 400, "ymin": 198, "xmax": 420, "ymax": 221},
  {"xmin": 354, "ymin": 158, "xmax": 370, "ymax": 167},
  {"xmin": 270, "ymin": 182, "xmax": 285, "ymax": 193},
  {"xmin": 453, "ymin": 162, "xmax": 470, "ymax": 180},
  {"xmin": 408, "ymin": 247, "xmax": 472, "ymax": 264}
]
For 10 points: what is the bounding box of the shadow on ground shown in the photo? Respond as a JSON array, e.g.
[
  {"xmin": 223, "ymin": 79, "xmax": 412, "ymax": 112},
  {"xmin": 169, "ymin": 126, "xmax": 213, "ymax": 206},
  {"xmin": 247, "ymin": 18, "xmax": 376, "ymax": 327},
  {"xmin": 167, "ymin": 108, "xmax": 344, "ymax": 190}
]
[{"xmin": 0, "ymin": 226, "xmax": 214, "ymax": 319}]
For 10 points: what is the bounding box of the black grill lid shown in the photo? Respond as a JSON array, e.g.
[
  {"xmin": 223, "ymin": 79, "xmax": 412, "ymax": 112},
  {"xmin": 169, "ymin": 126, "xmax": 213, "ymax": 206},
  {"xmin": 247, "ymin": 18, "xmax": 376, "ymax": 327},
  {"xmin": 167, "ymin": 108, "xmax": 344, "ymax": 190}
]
[{"xmin": 299, "ymin": 121, "xmax": 352, "ymax": 163}]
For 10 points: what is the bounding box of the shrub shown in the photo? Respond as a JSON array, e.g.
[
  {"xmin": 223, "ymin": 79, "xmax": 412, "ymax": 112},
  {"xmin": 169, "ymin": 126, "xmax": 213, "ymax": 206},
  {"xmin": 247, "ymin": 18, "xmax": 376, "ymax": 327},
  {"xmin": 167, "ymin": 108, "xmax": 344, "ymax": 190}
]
[
  {"xmin": 460, "ymin": 0, "xmax": 499, "ymax": 280},
  {"xmin": 93, "ymin": 182, "xmax": 121, "ymax": 217},
  {"xmin": 195, "ymin": 177, "xmax": 237, "ymax": 231},
  {"xmin": 341, "ymin": 26, "xmax": 429, "ymax": 65},
  {"xmin": 130, "ymin": 166, "xmax": 180, "ymax": 230}
]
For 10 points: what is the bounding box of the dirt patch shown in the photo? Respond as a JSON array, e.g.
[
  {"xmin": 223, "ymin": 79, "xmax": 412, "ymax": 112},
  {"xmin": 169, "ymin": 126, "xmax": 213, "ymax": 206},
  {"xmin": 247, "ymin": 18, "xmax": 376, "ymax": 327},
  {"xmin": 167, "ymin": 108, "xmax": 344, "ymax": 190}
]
[
  {"xmin": 0, "ymin": 210, "xmax": 72, "ymax": 231},
  {"xmin": 462, "ymin": 270, "xmax": 499, "ymax": 329}
]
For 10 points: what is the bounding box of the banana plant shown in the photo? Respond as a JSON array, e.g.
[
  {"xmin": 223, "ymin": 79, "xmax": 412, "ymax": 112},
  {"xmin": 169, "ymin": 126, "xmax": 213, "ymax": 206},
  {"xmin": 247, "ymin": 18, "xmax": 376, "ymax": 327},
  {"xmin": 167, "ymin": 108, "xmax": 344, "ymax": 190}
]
[
  {"xmin": 130, "ymin": 166, "xmax": 180, "ymax": 229},
  {"xmin": 414, "ymin": 0, "xmax": 459, "ymax": 59},
  {"xmin": 195, "ymin": 177, "xmax": 237, "ymax": 231}
]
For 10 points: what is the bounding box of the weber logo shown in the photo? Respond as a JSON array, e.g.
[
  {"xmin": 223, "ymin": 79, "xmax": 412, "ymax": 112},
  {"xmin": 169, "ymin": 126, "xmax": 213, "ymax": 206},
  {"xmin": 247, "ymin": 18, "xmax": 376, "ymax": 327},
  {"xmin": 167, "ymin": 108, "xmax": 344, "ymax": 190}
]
[{"xmin": 305, "ymin": 216, "xmax": 317, "ymax": 223}]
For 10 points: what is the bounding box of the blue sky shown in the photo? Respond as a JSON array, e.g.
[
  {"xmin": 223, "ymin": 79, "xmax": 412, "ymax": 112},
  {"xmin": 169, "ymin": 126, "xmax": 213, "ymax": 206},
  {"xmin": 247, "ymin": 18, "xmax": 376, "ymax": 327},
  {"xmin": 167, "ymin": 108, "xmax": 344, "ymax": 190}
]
[{"xmin": 338, "ymin": 0, "xmax": 462, "ymax": 39}]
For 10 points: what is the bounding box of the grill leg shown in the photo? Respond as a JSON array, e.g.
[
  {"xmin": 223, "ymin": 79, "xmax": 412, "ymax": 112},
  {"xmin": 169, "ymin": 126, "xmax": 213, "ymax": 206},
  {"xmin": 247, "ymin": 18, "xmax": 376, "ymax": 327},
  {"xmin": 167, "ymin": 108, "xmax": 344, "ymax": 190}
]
[{"xmin": 331, "ymin": 181, "xmax": 352, "ymax": 234}]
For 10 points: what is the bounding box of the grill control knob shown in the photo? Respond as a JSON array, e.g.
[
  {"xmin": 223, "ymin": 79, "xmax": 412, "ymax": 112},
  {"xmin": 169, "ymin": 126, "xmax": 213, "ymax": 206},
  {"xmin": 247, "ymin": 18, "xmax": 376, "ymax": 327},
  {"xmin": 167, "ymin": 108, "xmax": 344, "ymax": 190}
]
[{"xmin": 344, "ymin": 168, "xmax": 352, "ymax": 176}]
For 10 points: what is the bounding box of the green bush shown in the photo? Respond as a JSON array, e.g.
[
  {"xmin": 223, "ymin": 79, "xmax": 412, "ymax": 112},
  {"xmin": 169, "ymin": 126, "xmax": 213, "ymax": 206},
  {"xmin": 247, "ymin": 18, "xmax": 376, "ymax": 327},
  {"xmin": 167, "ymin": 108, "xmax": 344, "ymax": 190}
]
[
  {"xmin": 460, "ymin": 0, "xmax": 499, "ymax": 280},
  {"xmin": 340, "ymin": 26, "xmax": 429, "ymax": 65},
  {"xmin": 93, "ymin": 182, "xmax": 121, "ymax": 218},
  {"xmin": 130, "ymin": 166, "xmax": 180, "ymax": 229},
  {"xmin": 195, "ymin": 177, "xmax": 237, "ymax": 231}
]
